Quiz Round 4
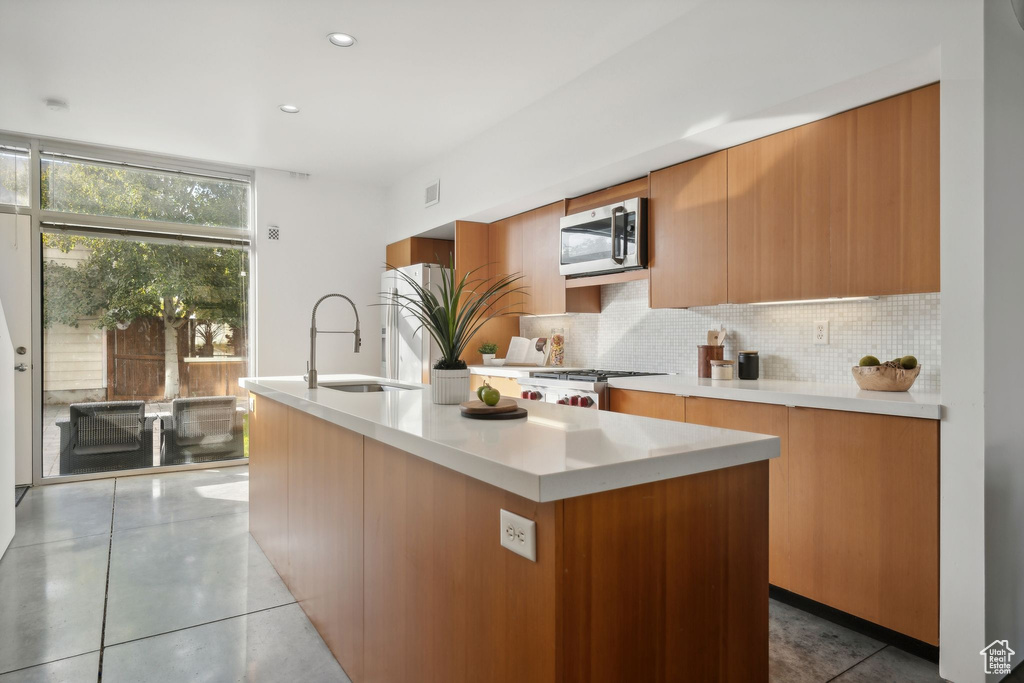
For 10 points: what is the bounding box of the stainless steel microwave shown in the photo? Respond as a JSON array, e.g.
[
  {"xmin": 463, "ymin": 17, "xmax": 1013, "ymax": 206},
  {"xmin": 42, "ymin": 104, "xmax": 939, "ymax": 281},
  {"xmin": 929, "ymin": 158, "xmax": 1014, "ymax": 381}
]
[{"xmin": 559, "ymin": 197, "xmax": 647, "ymax": 277}]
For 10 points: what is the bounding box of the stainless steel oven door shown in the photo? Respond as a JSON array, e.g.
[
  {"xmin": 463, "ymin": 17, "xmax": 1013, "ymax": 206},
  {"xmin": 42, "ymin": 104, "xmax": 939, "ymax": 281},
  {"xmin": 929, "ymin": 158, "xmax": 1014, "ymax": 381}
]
[{"xmin": 559, "ymin": 197, "xmax": 646, "ymax": 277}]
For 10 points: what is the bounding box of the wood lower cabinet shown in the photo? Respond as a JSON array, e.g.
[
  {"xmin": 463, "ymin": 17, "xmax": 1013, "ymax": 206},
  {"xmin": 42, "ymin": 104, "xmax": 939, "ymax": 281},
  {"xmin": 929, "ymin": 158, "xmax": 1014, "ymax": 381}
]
[
  {"xmin": 684, "ymin": 397, "xmax": 792, "ymax": 590},
  {"xmin": 788, "ymin": 407, "xmax": 939, "ymax": 645},
  {"xmin": 608, "ymin": 388, "xmax": 685, "ymax": 421},
  {"xmin": 727, "ymin": 121, "xmax": 831, "ymax": 303},
  {"xmin": 828, "ymin": 84, "xmax": 940, "ymax": 297},
  {"xmin": 470, "ymin": 374, "xmax": 521, "ymax": 398},
  {"xmin": 607, "ymin": 390, "xmax": 940, "ymax": 644},
  {"xmin": 649, "ymin": 151, "xmax": 729, "ymax": 308}
]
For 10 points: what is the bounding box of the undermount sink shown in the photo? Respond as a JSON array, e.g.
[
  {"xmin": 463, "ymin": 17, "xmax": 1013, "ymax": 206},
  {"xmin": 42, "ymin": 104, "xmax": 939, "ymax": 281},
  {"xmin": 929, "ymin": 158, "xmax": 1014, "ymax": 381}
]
[{"xmin": 318, "ymin": 381, "xmax": 413, "ymax": 393}]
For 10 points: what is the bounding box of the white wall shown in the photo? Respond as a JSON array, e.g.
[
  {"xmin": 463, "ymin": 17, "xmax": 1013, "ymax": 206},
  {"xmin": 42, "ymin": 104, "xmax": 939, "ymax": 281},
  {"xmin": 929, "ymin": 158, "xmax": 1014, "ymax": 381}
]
[
  {"xmin": 984, "ymin": 0, "xmax": 1024, "ymax": 674},
  {"xmin": 254, "ymin": 169, "xmax": 387, "ymax": 379}
]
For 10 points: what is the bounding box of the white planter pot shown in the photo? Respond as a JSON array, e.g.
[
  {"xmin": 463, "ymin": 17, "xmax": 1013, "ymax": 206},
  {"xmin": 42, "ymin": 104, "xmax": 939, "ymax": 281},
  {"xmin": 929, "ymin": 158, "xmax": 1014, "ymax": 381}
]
[
  {"xmin": 481, "ymin": 354, "xmax": 496, "ymax": 366},
  {"xmin": 431, "ymin": 367, "xmax": 471, "ymax": 405}
]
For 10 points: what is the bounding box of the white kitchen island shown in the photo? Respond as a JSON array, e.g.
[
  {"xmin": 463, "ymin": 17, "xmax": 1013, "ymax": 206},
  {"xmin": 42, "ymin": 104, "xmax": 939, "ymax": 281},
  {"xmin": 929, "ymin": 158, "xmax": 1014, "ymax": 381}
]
[{"xmin": 243, "ymin": 374, "xmax": 779, "ymax": 683}]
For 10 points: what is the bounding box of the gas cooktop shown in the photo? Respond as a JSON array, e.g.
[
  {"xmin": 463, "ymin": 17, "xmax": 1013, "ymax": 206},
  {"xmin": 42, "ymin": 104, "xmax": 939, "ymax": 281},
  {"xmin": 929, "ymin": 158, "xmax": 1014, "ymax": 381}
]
[{"xmin": 532, "ymin": 369, "xmax": 665, "ymax": 382}]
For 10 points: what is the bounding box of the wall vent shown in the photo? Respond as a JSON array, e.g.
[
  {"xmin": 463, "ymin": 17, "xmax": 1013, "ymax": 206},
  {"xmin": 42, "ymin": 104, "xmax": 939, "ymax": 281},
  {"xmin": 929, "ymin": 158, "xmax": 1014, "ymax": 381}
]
[
  {"xmin": 268, "ymin": 226, "xmax": 280, "ymax": 241},
  {"xmin": 424, "ymin": 180, "xmax": 440, "ymax": 208}
]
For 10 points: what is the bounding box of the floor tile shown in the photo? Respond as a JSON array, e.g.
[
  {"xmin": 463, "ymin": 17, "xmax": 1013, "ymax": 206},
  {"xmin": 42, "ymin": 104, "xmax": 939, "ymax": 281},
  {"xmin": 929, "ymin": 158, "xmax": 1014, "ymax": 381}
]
[
  {"xmin": 0, "ymin": 535, "xmax": 108, "ymax": 675},
  {"xmin": 112, "ymin": 466, "xmax": 249, "ymax": 532},
  {"xmin": 104, "ymin": 512, "xmax": 293, "ymax": 645},
  {"xmin": 768, "ymin": 599, "xmax": 884, "ymax": 683},
  {"xmin": 0, "ymin": 652, "xmax": 99, "ymax": 683},
  {"xmin": 11, "ymin": 479, "xmax": 114, "ymax": 548},
  {"xmin": 101, "ymin": 603, "xmax": 351, "ymax": 683},
  {"xmin": 832, "ymin": 646, "xmax": 943, "ymax": 682}
]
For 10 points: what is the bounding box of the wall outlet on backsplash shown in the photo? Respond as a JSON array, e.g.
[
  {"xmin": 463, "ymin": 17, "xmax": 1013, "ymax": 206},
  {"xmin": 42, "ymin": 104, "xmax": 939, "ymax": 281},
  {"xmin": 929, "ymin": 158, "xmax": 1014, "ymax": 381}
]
[
  {"xmin": 519, "ymin": 279, "xmax": 941, "ymax": 393},
  {"xmin": 814, "ymin": 320, "xmax": 830, "ymax": 345}
]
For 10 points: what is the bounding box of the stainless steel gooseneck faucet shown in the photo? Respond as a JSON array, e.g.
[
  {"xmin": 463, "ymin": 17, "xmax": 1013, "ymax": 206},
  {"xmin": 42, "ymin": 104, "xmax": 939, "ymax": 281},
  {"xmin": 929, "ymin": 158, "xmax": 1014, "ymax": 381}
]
[{"xmin": 306, "ymin": 293, "xmax": 361, "ymax": 389}]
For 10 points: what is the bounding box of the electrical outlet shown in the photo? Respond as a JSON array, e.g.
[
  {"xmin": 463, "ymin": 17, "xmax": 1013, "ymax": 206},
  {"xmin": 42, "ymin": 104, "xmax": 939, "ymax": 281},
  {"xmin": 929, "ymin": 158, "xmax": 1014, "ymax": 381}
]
[
  {"xmin": 814, "ymin": 320, "xmax": 830, "ymax": 345},
  {"xmin": 499, "ymin": 509, "xmax": 536, "ymax": 562}
]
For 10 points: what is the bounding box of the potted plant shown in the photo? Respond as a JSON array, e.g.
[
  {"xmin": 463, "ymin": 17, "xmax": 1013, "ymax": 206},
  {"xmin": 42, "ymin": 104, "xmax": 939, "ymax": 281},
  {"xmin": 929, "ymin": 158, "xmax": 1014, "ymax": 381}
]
[
  {"xmin": 478, "ymin": 342, "xmax": 498, "ymax": 366},
  {"xmin": 386, "ymin": 262, "xmax": 524, "ymax": 404}
]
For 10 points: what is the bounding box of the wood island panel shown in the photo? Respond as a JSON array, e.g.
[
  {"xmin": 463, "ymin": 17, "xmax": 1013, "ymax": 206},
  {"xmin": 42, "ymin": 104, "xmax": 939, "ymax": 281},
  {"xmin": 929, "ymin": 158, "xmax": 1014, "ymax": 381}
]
[
  {"xmin": 685, "ymin": 397, "xmax": 792, "ymax": 590},
  {"xmin": 286, "ymin": 408, "xmax": 364, "ymax": 680},
  {"xmin": 362, "ymin": 437, "xmax": 560, "ymax": 683},
  {"xmin": 248, "ymin": 395, "xmax": 291, "ymax": 578},
  {"xmin": 562, "ymin": 461, "xmax": 769, "ymax": 683},
  {"xmin": 787, "ymin": 407, "xmax": 939, "ymax": 644},
  {"xmin": 608, "ymin": 388, "xmax": 685, "ymax": 422}
]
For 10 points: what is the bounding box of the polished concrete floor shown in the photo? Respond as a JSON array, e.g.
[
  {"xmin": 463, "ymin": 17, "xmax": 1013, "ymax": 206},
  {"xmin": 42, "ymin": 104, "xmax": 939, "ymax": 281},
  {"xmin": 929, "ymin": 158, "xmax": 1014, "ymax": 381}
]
[{"xmin": 1, "ymin": 466, "xmax": 947, "ymax": 682}]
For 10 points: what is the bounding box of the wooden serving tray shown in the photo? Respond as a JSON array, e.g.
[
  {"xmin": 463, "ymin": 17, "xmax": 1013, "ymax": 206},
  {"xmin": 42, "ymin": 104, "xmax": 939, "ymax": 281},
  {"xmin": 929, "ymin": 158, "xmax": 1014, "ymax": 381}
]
[
  {"xmin": 460, "ymin": 398, "xmax": 518, "ymax": 415},
  {"xmin": 461, "ymin": 407, "xmax": 528, "ymax": 420}
]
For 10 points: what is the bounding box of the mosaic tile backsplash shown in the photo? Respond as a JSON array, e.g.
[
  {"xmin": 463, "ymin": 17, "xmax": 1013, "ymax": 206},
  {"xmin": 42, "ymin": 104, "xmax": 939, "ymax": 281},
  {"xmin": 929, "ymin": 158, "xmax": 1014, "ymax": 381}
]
[{"xmin": 520, "ymin": 279, "xmax": 941, "ymax": 393}]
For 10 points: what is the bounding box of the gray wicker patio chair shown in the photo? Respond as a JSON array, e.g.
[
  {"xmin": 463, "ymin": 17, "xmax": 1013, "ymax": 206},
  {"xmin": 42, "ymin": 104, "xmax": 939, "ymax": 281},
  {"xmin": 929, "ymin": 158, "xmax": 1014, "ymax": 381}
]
[
  {"xmin": 161, "ymin": 396, "xmax": 244, "ymax": 465},
  {"xmin": 57, "ymin": 401, "xmax": 157, "ymax": 475}
]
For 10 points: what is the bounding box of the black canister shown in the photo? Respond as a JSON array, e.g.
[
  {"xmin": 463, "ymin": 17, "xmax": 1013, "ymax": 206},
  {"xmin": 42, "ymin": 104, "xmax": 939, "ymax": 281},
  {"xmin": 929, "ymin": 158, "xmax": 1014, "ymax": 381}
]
[{"xmin": 738, "ymin": 351, "xmax": 759, "ymax": 380}]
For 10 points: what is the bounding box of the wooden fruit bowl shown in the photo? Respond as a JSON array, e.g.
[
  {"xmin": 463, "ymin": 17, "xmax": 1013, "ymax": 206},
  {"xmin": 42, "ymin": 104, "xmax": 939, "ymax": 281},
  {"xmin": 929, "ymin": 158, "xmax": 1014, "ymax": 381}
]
[{"xmin": 851, "ymin": 364, "xmax": 921, "ymax": 392}]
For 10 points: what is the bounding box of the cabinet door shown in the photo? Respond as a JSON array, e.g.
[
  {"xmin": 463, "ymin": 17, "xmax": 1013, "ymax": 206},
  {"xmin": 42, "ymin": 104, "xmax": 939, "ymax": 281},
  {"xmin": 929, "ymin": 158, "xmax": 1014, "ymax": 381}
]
[
  {"xmin": 608, "ymin": 389, "xmax": 685, "ymax": 422},
  {"xmin": 788, "ymin": 407, "xmax": 939, "ymax": 644},
  {"xmin": 649, "ymin": 151, "xmax": 728, "ymax": 308},
  {"xmin": 488, "ymin": 214, "xmax": 525, "ymax": 316},
  {"xmin": 829, "ymin": 84, "xmax": 940, "ymax": 296},
  {"xmin": 518, "ymin": 203, "xmax": 600, "ymax": 315},
  {"xmin": 728, "ymin": 122, "xmax": 831, "ymax": 303},
  {"xmin": 287, "ymin": 408, "xmax": 364, "ymax": 679},
  {"xmin": 684, "ymin": 398, "xmax": 791, "ymax": 589},
  {"xmin": 470, "ymin": 374, "xmax": 521, "ymax": 399}
]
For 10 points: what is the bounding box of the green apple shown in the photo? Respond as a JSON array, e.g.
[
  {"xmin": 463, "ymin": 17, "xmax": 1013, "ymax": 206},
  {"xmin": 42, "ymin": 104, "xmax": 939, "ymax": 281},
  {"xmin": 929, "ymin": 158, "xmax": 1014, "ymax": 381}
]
[
  {"xmin": 477, "ymin": 383, "xmax": 489, "ymax": 401},
  {"xmin": 481, "ymin": 385, "xmax": 501, "ymax": 406}
]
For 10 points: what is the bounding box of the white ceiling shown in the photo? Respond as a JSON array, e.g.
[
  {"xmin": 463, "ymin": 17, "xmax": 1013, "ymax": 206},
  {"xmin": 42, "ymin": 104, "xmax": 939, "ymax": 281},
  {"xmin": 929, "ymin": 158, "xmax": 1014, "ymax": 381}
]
[{"xmin": 0, "ymin": 0, "xmax": 697, "ymax": 181}]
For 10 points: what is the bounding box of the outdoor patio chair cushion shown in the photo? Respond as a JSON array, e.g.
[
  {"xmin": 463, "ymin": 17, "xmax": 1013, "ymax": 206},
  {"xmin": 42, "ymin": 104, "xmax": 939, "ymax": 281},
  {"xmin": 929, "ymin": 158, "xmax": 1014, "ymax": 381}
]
[
  {"xmin": 70, "ymin": 401, "xmax": 146, "ymax": 456},
  {"xmin": 170, "ymin": 396, "xmax": 237, "ymax": 447}
]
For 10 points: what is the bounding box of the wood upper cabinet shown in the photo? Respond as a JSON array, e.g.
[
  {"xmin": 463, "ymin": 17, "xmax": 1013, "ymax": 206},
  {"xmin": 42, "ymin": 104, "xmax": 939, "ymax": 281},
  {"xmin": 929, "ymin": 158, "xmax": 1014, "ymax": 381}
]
[
  {"xmin": 455, "ymin": 220, "xmax": 518, "ymax": 365},
  {"xmin": 488, "ymin": 214, "xmax": 525, "ymax": 315},
  {"xmin": 519, "ymin": 202, "xmax": 599, "ymax": 315},
  {"xmin": 828, "ymin": 84, "xmax": 940, "ymax": 296},
  {"xmin": 787, "ymin": 407, "xmax": 939, "ymax": 645},
  {"xmin": 684, "ymin": 398, "xmax": 791, "ymax": 590},
  {"xmin": 727, "ymin": 121, "xmax": 831, "ymax": 303},
  {"xmin": 386, "ymin": 237, "xmax": 455, "ymax": 269},
  {"xmin": 649, "ymin": 151, "xmax": 728, "ymax": 308}
]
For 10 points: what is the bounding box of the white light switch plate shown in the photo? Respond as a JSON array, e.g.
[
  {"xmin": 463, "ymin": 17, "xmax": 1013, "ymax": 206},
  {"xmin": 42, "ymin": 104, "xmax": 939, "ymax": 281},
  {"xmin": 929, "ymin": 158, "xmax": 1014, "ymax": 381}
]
[{"xmin": 499, "ymin": 509, "xmax": 536, "ymax": 562}]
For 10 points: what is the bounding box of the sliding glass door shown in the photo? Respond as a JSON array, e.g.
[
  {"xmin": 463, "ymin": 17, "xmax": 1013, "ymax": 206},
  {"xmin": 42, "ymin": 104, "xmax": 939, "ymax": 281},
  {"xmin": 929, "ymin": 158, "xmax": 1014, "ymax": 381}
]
[{"xmin": 1, "ymin": 136, "xmax": 255, "ymax": 482}]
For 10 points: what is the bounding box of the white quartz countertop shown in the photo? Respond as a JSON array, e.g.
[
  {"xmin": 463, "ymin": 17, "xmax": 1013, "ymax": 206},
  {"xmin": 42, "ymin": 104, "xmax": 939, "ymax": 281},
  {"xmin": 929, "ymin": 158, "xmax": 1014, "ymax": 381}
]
[
  {"xmin": 241, "ymin": 374, "xmax": 779, "ymax": 503},
  {"xmin": 468, "ymin": 365, "xmax": 590, "ymax": 379},
  {"xmin": 606, "ymin": 375, "xmax": 942, "ymax": 420}
]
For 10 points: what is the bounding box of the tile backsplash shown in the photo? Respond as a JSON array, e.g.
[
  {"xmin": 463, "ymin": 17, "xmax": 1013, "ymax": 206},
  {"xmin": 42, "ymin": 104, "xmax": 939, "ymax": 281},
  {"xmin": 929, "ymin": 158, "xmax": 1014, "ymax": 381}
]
[{"xmin": 520, "ymin": 279, "xmax": 940, "ymax": 393}]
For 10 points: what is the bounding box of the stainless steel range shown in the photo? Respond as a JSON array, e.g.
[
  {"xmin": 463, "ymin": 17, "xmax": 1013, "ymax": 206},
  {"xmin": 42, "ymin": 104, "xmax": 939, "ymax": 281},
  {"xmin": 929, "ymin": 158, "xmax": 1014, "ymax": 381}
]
[{"xmin": 518, "ymin": 370, "xmax": 666, "ymax": 410}]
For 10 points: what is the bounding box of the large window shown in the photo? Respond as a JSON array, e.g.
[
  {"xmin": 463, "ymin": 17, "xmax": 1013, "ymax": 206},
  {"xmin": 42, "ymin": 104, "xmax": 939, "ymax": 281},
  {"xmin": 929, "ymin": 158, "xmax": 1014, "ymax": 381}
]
[
  {"xmin": 41, "ymin": 152, "xmax": 250, "ymax": 229},
  {"xmin": 13, "ymin": 143, "xmax": 257, "ymax": 481}
]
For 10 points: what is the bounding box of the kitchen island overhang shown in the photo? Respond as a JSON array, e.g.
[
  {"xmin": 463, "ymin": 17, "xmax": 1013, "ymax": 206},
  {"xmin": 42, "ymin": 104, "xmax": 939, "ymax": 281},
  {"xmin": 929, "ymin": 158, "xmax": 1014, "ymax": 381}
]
[{"xmin": 243, "ymin": 374, "xmax": 778, "ymax": 683}]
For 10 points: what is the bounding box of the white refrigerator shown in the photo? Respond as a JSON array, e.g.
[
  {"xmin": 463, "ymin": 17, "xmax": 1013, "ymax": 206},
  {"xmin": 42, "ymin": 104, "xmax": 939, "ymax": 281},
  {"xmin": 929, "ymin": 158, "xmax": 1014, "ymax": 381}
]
[{"xmin": 381, "ymin": 264, "xmax": 443, "ymax": 384}]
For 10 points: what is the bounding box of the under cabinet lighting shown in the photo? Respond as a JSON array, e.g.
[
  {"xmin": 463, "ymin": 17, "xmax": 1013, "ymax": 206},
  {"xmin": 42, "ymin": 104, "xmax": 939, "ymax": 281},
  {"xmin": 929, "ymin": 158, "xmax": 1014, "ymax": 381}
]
[
  {"xmin": 746, "ymin": 296, "xmax": 881, "ymax": 306},
  {"xmin": 327, "ymin": 32, "xmax": 357, "ymax": 47},
  {"xmin": 279, "ymin": 104, "xmax": 300, "ymax": 114}
]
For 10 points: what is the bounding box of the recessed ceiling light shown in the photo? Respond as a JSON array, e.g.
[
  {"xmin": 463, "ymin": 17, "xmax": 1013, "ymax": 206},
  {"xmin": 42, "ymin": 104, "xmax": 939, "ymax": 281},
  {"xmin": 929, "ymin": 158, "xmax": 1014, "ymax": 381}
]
[
  {"xmin": 279, "ymin": 104, "xmax": 300, "ymax": 114},
  {"xmin": 327, "ymin": 32, "xmax": 356, "ymax": 47}
]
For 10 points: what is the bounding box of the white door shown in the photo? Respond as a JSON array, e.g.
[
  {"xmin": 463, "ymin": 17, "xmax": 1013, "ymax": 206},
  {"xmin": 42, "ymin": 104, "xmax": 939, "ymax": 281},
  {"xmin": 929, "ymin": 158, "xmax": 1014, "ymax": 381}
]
[
  {"xmin": 0, "ymin": 213, "xmax": 33, "ymax": 485},
  {"xmin": 0, "ymin": 296, "xmax": 16, "ymax": 555}
]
